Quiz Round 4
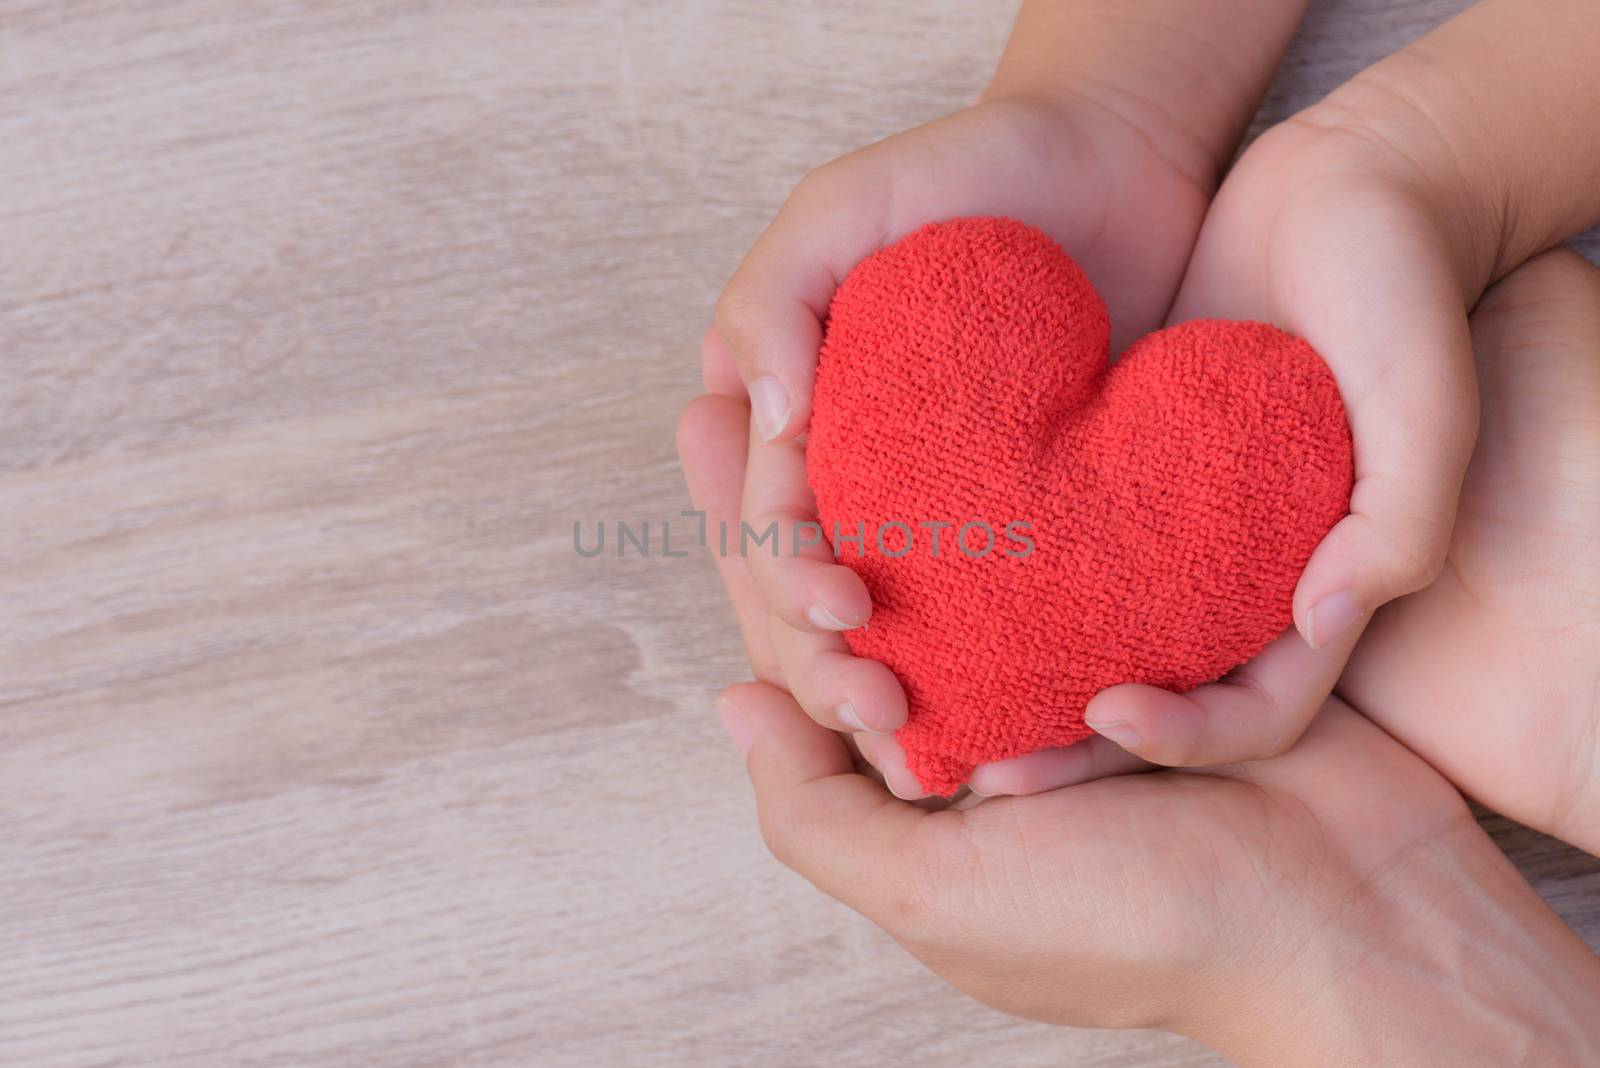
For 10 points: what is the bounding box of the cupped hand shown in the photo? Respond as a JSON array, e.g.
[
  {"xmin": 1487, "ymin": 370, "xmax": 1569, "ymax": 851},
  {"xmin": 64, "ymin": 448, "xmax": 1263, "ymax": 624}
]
[
  {"xmin": 712, "ymin": 680, "xmax": 1600, "ymax": 1062},
  {"xmin": 1076, "ymin": 105, "xmax": 1486, "ymax": 773},
  {"xmin": 1339, "ymin": 248, "xmax": 1600, "ymax": 853},
  {"xmin": 700, "ymin": 81, "xmax": 1225, "ymax": 794},
  {"xmin": 683, "ymin": 261, "xmax": 1600, "ymax": 1056},
  {"xmin": 681, "ymin": 383, "xmax": 1151, "ymax": 799}
]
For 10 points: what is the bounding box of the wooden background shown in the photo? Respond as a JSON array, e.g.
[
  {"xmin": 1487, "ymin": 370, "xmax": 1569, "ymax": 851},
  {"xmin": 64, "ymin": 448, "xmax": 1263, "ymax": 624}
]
[{"xmin": 3, "ymin": 2, "xmax": 1597, "ymax": 1065}]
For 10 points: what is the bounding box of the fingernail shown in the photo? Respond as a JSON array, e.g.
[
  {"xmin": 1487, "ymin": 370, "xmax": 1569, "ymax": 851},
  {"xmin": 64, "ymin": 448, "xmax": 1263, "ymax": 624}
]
[
  {"xmin": 1084, "ymin": 718, "xmax": 1140, "ymax": 749},
  {"xmin": 807, "ymin": 601, "xmax": 859, "ymax": 631},
  {"xmin": 835, "ymin": 701, "xmax": 871, "ymax": 733},
  {"xmin": 1307, "ymin": 590, "xmax": 1364, "ymax": 649},
  {"xmin": 747, "ymin": 375, "xmax": 791, "ymax": 441},
  {"xmin": 883, "ymin": 774, "xmax": 916, "ymax": 801},
  {"xmin": 716, "ymin": 697, "xmax": 752, "ymax": 755},
  {"xmin": 879, "ymin": 761, "xmax": 928, "ymax": 800}
]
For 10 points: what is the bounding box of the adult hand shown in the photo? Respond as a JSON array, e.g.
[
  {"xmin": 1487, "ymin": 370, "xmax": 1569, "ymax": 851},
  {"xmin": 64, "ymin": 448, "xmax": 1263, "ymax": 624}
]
[
  {"xmin": 682, "ymin": 262, "xmax": 1600, "ymax": 1057},
  {"xmin": 713, "ymin": 681, "xmax": 1600, "ymax": 1064},
  {"xmin": 1340, "ymin": 249, "xmax": 1600, "ymax": 854}
]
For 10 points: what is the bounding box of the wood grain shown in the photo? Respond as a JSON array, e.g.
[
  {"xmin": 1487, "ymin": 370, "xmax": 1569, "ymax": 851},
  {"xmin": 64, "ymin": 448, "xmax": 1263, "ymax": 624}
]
[{"xmin": 1, "ymin": 1, "xmax": 1595, "ymax": 1065}]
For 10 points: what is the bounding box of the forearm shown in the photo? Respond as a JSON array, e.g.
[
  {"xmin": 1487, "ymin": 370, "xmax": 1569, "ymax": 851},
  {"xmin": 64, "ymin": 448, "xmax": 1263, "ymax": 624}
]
[
  {"xmin": 1304, "ymin": 0, "xmax": 1600, "ymax": 294},
  {"xmin": 1205, "ymin": 822, "xmax": 1600, "ymax": 1065},
  {"xmin": 983, "ymin": 0, "xmax": 1311, "ymax": 186}
]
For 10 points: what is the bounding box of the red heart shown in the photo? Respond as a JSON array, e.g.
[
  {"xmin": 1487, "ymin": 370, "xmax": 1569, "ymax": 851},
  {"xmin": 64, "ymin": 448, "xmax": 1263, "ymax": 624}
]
[{"xmin": 807, "ymin": 217, "xmax": 1353, "ymax": 795}]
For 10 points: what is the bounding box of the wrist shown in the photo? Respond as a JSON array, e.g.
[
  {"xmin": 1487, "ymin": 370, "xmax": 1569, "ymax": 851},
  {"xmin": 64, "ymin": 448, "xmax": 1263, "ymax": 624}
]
[
  {"xmin": 981, "ymin": 0, "xmax": 1309, "ymax": 192},
  {"xmin": 1291, "ymin": 0, "xmax": 1600, "ymax": 295},
  {"xmin": 1194, "ymin": 819, "xmax": 1600, "ymax": 1065},
  {"xmin": 1289, "ymin": 77, "xmax": 1505, "ymax": 302}
]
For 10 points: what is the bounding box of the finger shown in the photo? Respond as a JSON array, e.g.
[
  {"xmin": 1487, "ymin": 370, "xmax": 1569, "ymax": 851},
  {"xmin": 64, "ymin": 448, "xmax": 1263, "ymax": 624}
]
[
  {"xmin": 717, "ymin": 682, "xmax": 948, "ymax": 925},
  {"xmin": 1083, "ymin": 624, "xmax": 1362, "ymax": 767},
  {"xmin": 676, "ymin": 394, "xmax": 782, "ymax": 684},
  {"xmin": 1288, "ymin": 236, "xmax": 1478, "ymax": 649},
  {"xmin": 854, "ymin": 729, "xmax": 933, "ymax": 802},
  {"xmin": 740, "ymin": 416, "xmax": 872, "ymax": 633},
  {"xmin": 699, "ymin": 325, "xmax": 745, "ymax": 398},
  {"xmin": 966, "ymin": 736, "xmax": 1150, "ymax": 797},
  {"xmin": 769, "ymin": 616, "xmax": 908, "ymax": 735},
  {"xmin": 713, "ymin": 164, "xmax": 882, "ymax": 442}
]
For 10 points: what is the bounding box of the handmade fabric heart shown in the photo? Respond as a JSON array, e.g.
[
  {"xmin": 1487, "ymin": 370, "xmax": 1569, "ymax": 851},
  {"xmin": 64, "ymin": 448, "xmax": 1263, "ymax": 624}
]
[{"xmin": 807, "ymin": 216, "xmax": 1354, "ymax": 796}]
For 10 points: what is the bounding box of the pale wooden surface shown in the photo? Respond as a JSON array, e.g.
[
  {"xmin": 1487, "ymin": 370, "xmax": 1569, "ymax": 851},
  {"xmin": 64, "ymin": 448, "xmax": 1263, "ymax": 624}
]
[{"xmin": 2, "ymin": 2, "xmax": 1597, "ymax": 1066}]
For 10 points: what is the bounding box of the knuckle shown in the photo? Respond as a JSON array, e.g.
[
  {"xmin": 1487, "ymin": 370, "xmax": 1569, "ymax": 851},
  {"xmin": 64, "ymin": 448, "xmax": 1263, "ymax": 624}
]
[
  {"xmin": 673, "ymin": 393, "xmax": 719, "ymax": 455},
  {"xmin": 672, "ymin": 402, "xmax": 696, "ymax": 461},
  {"xmin": 1253, "ymin": 728, "xmax": 1302, "ymax": 761},
  {"xmin": 1376, "ymin": 515, "xmax": 1451, "ymax": 593},
  {"xmin": 1342, "ymin": 499, "xmax": 1454, "ymax": 600},
  {"xmin": 1153, "ymin": 733, "xmax": 1205, "ymax": 769},
  {"xmin": 751, "ymin": 649, "xmax": 785, "ymax": 689},
  {"xmin": 697, "ymin": 329, "xmax": 727, "ymax": 386},
  {"xmin": 1144, "ymin": 708, "xmax": 1230, "ymax": 768},
  {"xmin": 875, "ymin": 859, "xmax": 955, "ymax": 947},
  {"xmin": 1233, "ymin": 677, "xmax": 1301, "ymax": 760},
  {"xmin": 887, "ymin": 820, "xmax": 975, "ymax": 940},
  {"xmin": 877, "ymin": 882, "xmax": 941, "ymax": 943},
  {"xmin": 712, "ymin": 290, "xmax": 767, "ymax": 360},
  {"xmin": 779, "ymin": 667, "xmax": 829, "ymax": 724},
  {"xmin": 792, "ymin": 160, "xmax": 843, "ymax": 203},
  {"xmin": 754, "ymin": 798, "xmax": 800, "ymax": 871}
]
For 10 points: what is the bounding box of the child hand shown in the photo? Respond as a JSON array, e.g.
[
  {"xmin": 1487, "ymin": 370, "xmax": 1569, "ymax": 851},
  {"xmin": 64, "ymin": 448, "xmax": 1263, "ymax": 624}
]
[
  {"xmin": 1048, "ymin": 0, "xmax": 1600, "ymax": 786},
  {"xmin": 1064, "ymin": 111, "xmax": 1479, "ymax": 773},
  {"xmin": 682, "ymin": 379, "xmax": 1155, "ymax": 797},
  {"xmin": 705, "ymin": 89, "xmax": 1213, "ymax": 767},
  {"xmin": 703, "ymin": 0, "xmax": 1311, "ymax": 790}
]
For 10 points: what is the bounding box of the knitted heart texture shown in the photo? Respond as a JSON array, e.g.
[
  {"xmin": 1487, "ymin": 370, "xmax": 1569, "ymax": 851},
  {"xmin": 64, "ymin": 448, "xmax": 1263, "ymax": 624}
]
[{"xmin": 807, "ymin": 216, "xmax": 1354, "ymax": 795}]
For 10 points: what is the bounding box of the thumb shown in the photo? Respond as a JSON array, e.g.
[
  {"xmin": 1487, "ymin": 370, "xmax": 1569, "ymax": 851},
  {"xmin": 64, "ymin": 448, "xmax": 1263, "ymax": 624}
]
[
  {"xmin": 1294, "ymin": 490, "xmax": 1460, "ymax": 649},
  {"xmin": 716, "ymin": 683, "xmax": 940, "ymax": 929},
  {"xmin": 714, "ymin": 163, "xmax": 888, "ymax": 443},
  {"xmin": 1292, "ymin": 261, "xmax": 1478, "ymax": 649}
]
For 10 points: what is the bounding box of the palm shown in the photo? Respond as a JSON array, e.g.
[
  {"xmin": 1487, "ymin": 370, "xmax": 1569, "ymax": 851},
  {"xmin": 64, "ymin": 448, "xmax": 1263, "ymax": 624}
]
[
  {"xmin": 1443, "ymin": 318, "xmax": 1600, "ymax": 635},
  {"xmin": 703, "ymin": 92, "xmax": 1229, "ymax": 786},
  {"xmin": 853, "ymin": 94, "xmax": 1216, "ymax": 351},
  {"xmin": 1047, "ymin": 119, "xmax": 1491, "ymax": 785},
  {"xmin": 1341, "ymin": 252, "xmax": 1600, "ymax": 850},
  {"xmin": 1172, "ymin": 124, "xmax": 1474, "ymax": 538},
  {"xmin": 855, "ymin": 701, "xmax": 1469, "ymax": 1030}
]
